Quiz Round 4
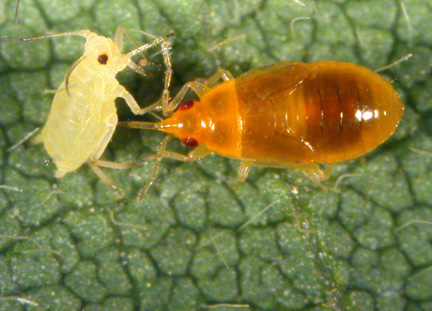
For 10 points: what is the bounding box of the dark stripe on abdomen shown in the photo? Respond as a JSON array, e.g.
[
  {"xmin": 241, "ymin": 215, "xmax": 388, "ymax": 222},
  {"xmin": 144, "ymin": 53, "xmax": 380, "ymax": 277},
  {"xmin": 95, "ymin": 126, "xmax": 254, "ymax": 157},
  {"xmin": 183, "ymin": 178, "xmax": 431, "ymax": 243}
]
[{"xmin": 302, "ymin": 67, "xmax": 364, "ymax": 161}]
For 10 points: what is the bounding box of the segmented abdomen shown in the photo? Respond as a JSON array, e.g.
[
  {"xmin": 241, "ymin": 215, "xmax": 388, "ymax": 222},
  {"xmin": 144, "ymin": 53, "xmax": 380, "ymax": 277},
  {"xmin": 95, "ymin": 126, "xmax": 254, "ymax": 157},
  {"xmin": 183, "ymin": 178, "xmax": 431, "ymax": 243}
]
[{"xmin": 236, "ymin": 61, "xmax": 403, "ymax": 164}]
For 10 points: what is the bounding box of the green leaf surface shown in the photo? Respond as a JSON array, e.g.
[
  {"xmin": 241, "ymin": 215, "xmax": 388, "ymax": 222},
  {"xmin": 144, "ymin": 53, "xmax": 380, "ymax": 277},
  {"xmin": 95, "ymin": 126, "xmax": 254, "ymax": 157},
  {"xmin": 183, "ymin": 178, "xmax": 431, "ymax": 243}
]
[{"xmin": 0, "ymin": 0, "xmax": 431, "ymax": 310}]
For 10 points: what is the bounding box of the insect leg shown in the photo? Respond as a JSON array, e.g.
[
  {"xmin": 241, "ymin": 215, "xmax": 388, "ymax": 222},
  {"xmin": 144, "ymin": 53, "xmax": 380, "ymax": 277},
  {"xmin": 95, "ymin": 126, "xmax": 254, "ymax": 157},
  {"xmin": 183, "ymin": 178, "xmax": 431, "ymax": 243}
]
[
  {"xmin": 114, "ymin": 26, "xmax": 127, "ymax": 52},
  {"xmin": 116, "ymin": 84, "xmax": 179, "ymax": 117},
  {"xmin": 123, "ymin": 80, "xmax": 210, "ymax": 116},
  {"xmin": 137, "ymin": 135, "xmax": 174, "ymax": 200},
  {"xmin": 237, "ymin": 160, "xmax": 254, "ymax": 182},
  {"xmin": 88, "ymin": 163, "xmax": 124, "ymax": 199},
  {"xmin": 126, "ymin": 33, "xmax": 174, "ymax": 116},
  {"xmin": 204, "ymin": 69, "xmax": 235, "ymax": 87},
  {"xmin": 140, "ymin": 144, "xmax": 211, "ymax": 163},
  {"xmin": 90, "ymin": 160, "xmax": 134, "ymax": 169},
  {"xmin": 228, "ymin": 159, "xmax": 254, "ymax": 187},
  {"xmin": 298, "ymin": 163, "xmax": 329, "ymax": 189},
  {"xmin": 114, "ymin": 26, "xmax": 151, "ymax": 77},
  {"xmin": 151, "ymin": 69, "xmax": 233, "ymax": 116},
  {"xmin": 88, "ymin": 113, "xmax": 134, "ymax": 176},
  {"xmin": 163, "ymin": 81, "xmax": 210, "ymax": 115},
  {"xmin": 115, "ymin": 85, "xmax": 148, "ymax": 115}
]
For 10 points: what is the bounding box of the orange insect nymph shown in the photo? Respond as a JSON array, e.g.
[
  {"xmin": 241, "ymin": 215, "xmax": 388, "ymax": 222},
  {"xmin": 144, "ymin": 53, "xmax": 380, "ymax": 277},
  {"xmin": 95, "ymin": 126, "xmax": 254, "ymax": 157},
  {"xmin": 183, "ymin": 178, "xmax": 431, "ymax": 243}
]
[{"xmin": 125, "ymin": 61, "xmax": 404, "ymax": 198}]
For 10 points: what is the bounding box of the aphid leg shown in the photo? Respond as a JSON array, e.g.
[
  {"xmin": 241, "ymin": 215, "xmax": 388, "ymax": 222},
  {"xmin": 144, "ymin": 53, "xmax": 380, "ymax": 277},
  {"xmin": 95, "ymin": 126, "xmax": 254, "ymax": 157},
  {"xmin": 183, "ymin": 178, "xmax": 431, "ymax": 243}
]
[
  {"xmin": 114, "ymin": 26, "xmax": 127, "ymax": 52},
  {"xmin": 114, "ymin": 26, "xmax": 150, "ymax": 77},
  {"xmin": 125, "ymin": 32, "xmax": 174, "ymax": 116},
  {"xmin": 134, "ymin": 80, "xmax": 211, "ymax": 116},
  {"xmin": 137, "ymin": 135, "xmax": 174, "ymax": 200},
  {"xmin": 115, "ymin": 85, "xmax": 149, "ymax": 115},
  {"xmin": 204, "ymin": 69, "xmax": 235, "ymax": 87},
  {"xmin": 149, "ymin": 68, "xmax": 234, "ymax": 116},
  {"xmin": 86, "ymin": 115, "xmax": 134, "ymax": 195},
  {"xmin": 153, "ymin": 68, "xmax": 234, "ymax": 115},
  {"xmin": 91, "ymin": 159, "xmax": 135, "ymax": 169},
  {"xmin": 164, "ymin": 81, "xmax": 211, "ymax": 115},
  {"xmin": 115, "ymin": 84, "xmax": 178, "ymax": 118},
  {"xmin": 128, "ymin": 61, "xmax": 150, "ymax": 78},
  {"xmin": 89, "ymin": 118, "xmax": 135, "ymax": 169},
  {"xmin": 88, "ymin": 163, "xmax": 123, "ymax": 199}
]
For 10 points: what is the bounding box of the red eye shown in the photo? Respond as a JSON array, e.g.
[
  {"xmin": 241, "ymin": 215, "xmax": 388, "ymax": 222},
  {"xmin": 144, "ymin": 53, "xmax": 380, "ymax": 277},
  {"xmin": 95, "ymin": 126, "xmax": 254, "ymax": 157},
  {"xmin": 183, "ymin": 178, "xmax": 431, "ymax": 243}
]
[
  {"xmin": 179, "ymin": 99, "xmax": 194, "ymax": 110},
  {"xmin": 181, "ymin": 137, "xmax": 199, "ymax": 148},
  {"xmin": 98, "ymin": 54, "xmax": 108, "ymax": 64}
]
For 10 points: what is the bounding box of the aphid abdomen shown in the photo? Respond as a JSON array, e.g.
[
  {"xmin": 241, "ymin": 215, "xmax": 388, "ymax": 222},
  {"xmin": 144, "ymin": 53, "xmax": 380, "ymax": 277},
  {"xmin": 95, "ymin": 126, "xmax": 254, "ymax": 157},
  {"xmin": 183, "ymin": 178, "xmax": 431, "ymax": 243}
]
[{"xmin": 42, "ymin": 78, "xmax": 118, "ymax": 176}]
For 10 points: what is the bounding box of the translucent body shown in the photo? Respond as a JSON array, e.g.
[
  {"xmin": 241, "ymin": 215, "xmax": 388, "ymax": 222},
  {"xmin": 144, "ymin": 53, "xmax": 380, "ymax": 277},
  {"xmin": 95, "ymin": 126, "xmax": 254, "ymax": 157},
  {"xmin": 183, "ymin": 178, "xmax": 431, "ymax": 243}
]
[
  {"xmin": 40, "ymin": 31, "xmax": 130, "ymax": 177},
  {"xmin": 7, "ymin": 27, "xmax": 173, "ymax": 194},
  {"xmin": 125, "ymin": 61, "xmax": 404, "ymax": 197}
]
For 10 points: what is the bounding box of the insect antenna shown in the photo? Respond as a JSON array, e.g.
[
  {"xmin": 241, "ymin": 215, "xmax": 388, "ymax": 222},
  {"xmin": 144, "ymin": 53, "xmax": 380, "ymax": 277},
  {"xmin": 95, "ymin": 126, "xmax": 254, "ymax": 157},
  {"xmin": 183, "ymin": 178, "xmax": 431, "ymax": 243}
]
[
  {"xmin": 1, "ymin": 30, "xmax": 92, "ymax": 41},
  {"xmin": 126, "ymin": 32, "xmax": 174, "ymax": 58}
]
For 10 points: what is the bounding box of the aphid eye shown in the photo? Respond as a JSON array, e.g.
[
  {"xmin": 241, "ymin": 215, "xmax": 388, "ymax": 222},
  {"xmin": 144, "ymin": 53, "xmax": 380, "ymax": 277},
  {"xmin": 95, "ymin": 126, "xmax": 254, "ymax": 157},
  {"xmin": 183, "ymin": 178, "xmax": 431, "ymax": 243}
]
[
  {"xmin": 179, "ymin": 99, "xmax": 194, "ymax": 110},
  {"xmin": 181, "ymin": 137, "xmax": 199, "ymax": 148},
  {"xmin": 98, "ymin": 54, "xmax": 108, "ymax": 65}
]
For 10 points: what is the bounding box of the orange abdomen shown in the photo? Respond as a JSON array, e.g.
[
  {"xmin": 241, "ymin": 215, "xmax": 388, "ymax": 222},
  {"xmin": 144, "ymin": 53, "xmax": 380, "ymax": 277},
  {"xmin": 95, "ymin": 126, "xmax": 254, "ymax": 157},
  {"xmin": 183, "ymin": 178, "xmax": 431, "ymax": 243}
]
[{"xmin": 233, "ymin": 61, "xmax": 403, "ymax": 164}]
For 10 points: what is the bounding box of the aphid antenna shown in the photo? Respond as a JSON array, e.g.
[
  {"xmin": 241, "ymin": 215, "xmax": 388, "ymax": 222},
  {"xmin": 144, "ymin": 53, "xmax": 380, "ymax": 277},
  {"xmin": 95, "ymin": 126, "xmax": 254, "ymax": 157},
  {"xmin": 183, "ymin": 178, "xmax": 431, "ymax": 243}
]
[
  {"xmin": 374, "ymin": 53, "xmax": 412, "ymax": 73},
  {"xmin": 126, "ymin": 32, "xmax": 174, "ymax": 58},
  {"xmin": 1, "ymin": 29, "xmax": 92, "ymax": 41}
]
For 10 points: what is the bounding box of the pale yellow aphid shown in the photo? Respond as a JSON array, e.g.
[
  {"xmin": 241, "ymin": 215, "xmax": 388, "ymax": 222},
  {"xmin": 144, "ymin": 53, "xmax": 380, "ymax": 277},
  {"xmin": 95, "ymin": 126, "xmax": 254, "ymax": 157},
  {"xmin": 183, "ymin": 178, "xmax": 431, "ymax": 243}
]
[{"xmin": 4, "ymin": 26, "xmax": 173, "ymax": 195}]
